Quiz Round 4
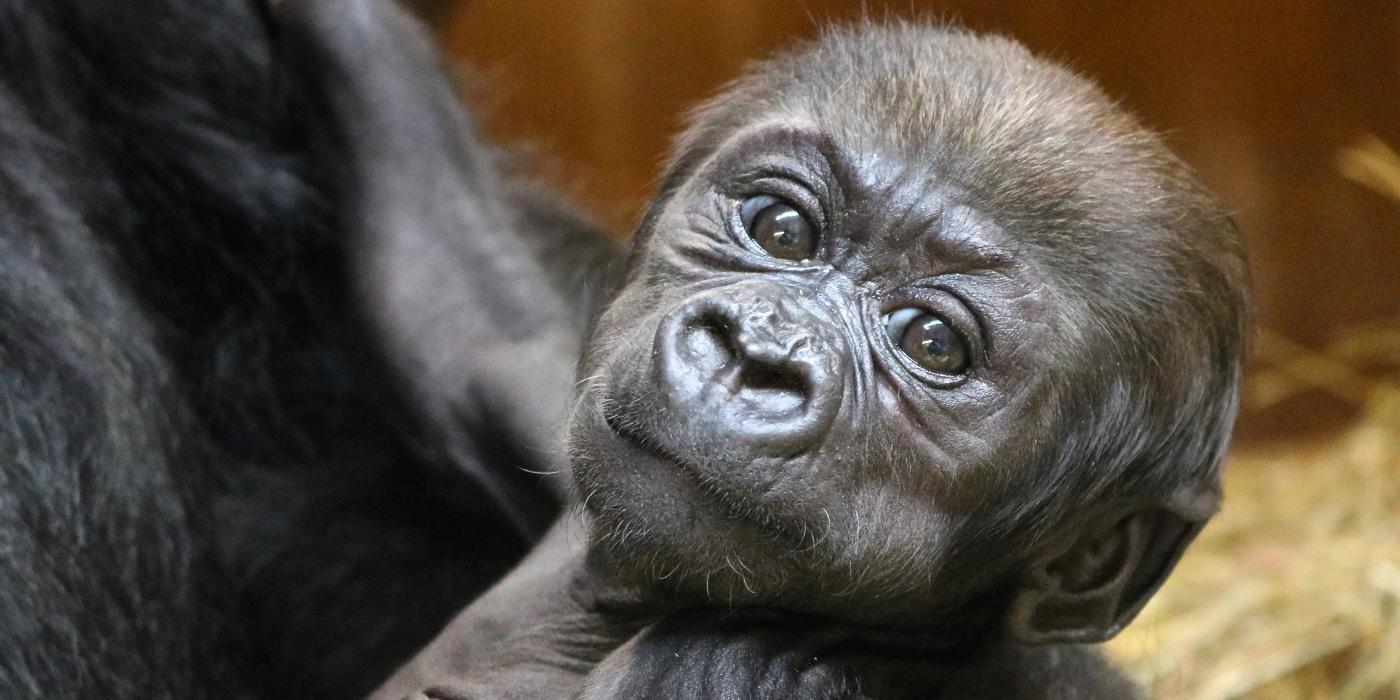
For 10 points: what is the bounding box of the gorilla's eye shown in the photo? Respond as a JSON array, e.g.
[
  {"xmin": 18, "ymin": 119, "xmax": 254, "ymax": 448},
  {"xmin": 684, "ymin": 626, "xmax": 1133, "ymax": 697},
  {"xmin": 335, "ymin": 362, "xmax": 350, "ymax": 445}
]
[
  {"xmin": 739, "ymin": 195, "xmax": 818, "ymax": 262},
  {"xmin": 884, "ymin": 308, "xmax": 970, "ymax": 375}
]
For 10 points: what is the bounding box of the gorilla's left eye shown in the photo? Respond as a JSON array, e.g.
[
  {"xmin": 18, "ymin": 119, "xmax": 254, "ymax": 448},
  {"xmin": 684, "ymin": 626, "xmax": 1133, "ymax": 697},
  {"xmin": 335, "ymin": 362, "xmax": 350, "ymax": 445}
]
[
  {"xmin": 884, "ymin": 308, "xmax": 970, "ymax": 376},
  {"xmin": 739, "ymin": 195, "xmax": 818, "ymax": 262}
]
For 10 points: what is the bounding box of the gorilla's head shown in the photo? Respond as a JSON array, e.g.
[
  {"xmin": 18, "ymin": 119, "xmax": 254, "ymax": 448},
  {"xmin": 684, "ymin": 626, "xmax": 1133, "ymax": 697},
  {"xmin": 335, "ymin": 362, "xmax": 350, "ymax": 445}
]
[{"xmin": 568, "ymin": 23, "xmax": 1249, "ymax": 645}]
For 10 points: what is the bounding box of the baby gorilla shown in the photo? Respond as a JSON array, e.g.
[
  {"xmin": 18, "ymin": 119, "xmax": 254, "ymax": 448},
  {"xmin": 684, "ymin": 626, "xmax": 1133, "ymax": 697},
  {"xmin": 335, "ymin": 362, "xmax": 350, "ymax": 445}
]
[{"xmin": 279, "ymin": 1, "xmax": 1248, "ymax": 697}]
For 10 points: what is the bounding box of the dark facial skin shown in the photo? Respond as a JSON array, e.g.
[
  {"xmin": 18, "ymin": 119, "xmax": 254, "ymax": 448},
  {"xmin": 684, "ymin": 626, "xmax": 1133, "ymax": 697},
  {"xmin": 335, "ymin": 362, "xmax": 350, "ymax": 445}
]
[
  {"xmin": 572, "ymin": 124, "xmax": 1057, "ymax": 622},
  {"xmin": 275, "ymin": 3, "xmax": 1249, "ymax": 697}
]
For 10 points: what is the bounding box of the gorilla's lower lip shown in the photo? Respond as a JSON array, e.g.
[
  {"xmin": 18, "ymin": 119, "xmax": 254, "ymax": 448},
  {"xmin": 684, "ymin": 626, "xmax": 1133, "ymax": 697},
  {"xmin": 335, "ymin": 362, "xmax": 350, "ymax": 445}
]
[{"xmin": 600, "ymin": 408, "xmax": 801, "ymax": 545}]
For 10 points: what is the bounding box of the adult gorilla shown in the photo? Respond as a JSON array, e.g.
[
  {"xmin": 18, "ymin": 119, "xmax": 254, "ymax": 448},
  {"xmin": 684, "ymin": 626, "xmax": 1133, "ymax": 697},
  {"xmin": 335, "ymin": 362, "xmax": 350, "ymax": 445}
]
[{"xmin": 0, "ymin": 0, "xmax": 595, "ymax": 695}]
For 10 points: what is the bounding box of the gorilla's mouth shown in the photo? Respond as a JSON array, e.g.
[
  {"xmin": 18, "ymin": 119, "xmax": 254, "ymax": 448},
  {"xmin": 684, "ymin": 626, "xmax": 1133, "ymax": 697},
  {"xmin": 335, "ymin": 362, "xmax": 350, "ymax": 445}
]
[{"xmin": 600, "ymin": 406, "xmax": 804, "ymax": 547}]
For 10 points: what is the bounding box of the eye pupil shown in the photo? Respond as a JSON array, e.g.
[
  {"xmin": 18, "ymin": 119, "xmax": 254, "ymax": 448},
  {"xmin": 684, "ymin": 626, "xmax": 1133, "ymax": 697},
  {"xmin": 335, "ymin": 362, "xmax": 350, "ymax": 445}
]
[
  {"xmin": 885, "ymin": 309, "xmax": 969, "ymax": 376},
  {"xmin": 771, "ymin": 218, "xmax": 798, "ymax": 246},
  {"xmin": 919, "ymin": 324, "xmax": 951, "ymax": 355},
  {"xmin": 741, "ymin": 196, "xmax": 817, "ymax": 262}
]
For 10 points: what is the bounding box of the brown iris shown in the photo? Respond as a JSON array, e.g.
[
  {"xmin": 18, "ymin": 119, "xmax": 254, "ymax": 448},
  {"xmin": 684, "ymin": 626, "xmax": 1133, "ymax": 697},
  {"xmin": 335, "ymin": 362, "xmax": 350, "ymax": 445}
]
[
  {"xmin": 740, "ymin": 195, "xmax": 817, "ymax": 262},
  {"xmin": 884, "ymin": 308, "xmax": 969, "ymax": 375}
]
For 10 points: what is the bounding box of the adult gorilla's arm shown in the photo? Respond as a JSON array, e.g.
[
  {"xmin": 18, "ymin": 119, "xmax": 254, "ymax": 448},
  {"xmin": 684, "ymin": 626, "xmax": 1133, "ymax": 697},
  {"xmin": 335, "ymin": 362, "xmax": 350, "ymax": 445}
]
[
  {"xmin": 276, "ymin": 0, "xmax": 614, "ymax": 538},
  {"xmin": 273, "ymin": 2, "xmax": 647, "ymax": 695}
]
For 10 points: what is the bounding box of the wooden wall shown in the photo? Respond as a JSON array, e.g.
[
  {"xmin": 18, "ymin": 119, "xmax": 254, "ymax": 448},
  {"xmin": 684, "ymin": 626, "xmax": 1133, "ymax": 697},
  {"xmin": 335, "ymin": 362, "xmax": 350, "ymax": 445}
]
[{"xmin": 426, "ymin": 1, "xmax": 1400, "ymax": 440}]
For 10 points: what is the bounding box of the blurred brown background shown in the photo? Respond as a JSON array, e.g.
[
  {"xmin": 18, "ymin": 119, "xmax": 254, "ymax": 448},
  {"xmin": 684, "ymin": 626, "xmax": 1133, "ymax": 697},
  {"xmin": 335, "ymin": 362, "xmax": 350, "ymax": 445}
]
[{"xmin": 416, "ymin": 0, "xmax": 1400, "ymax": 443}]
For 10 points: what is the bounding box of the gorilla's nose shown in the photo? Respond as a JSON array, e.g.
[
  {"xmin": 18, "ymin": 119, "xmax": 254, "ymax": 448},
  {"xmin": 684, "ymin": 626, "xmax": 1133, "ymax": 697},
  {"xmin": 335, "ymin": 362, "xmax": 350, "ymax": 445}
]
[{"xmin": 655, "ymin": 284, "xmax": 844, "ymax": 453}]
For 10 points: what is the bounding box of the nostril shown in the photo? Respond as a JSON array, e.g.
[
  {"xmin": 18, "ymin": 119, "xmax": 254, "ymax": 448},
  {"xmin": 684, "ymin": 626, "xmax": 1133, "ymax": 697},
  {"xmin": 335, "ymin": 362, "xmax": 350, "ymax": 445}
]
[
  {"xmin": 730, "ymin": 360, "xmax": 808, "ymax": 417},
  {"xmin": 738, "ymin": 363, "xmax": 807, "ymax": 398}
]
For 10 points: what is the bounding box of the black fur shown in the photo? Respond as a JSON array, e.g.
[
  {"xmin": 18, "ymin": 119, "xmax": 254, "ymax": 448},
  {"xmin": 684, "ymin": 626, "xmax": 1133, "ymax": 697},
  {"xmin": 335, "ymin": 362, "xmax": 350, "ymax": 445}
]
[{"xmin": 0, "ymin": 0, "xmax": 555, "ymax": 695}]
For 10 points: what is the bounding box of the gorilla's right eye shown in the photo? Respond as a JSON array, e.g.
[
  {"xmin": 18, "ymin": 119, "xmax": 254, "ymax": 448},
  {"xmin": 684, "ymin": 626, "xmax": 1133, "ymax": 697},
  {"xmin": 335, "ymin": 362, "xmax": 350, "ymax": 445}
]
[{"xmin": 739, "ymin": 195, "xmax": 818, "ymax": 262}]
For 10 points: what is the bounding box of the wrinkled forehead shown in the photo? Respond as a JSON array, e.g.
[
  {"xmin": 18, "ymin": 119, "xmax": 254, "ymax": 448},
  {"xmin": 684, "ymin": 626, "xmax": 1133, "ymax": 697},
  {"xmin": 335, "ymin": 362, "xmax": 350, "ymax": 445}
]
[
  {"xmin": 793, "ymin": 64, "xmax": 1141, "ymax": 221},
  {"xmin": 695, "ymin": 119, "xmax": 1024, "ymax": 275},
  {"xmin": 689, "ymin": 45, "xmax": 1151, "ymax": 238},
  {"xmin": 665, "ymin": 26, "xmax": 1229, "ymax": 291}
]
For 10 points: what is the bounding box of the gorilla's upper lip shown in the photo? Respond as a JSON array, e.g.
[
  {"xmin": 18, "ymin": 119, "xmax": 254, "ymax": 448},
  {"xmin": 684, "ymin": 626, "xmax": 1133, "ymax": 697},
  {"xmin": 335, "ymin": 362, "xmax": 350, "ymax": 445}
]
[{"xmin": 600, "ymin": 407, "xmax": 803, "ymax": 545}]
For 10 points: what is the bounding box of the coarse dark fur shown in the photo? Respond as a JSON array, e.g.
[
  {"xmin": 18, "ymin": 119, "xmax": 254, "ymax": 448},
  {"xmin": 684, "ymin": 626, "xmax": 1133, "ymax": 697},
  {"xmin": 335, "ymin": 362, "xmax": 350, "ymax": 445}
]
[{"xmin": 0, "ymin": 0, "xmax": 595, "ymax": 695}]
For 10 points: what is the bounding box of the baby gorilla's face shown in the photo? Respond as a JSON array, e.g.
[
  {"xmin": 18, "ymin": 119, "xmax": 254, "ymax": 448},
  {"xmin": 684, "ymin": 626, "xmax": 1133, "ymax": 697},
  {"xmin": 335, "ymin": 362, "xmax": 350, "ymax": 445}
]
[
  {"xmin": 569, "ymin": 123, "xmax": 1063, "ymax": 623},
  {"xmin": 568, "ymin": 26, "xmax": 1246, "ymax": 637}
]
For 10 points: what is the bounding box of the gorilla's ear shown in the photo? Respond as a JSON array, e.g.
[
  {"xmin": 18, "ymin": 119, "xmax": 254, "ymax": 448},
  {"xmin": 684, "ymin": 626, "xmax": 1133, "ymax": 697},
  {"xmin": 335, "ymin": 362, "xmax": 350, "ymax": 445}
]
[{"xmin": 1007, "ymin": 488, "xmax": 1217, "ymax": 645}]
